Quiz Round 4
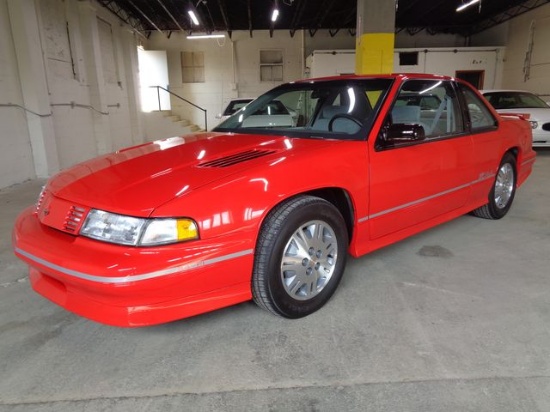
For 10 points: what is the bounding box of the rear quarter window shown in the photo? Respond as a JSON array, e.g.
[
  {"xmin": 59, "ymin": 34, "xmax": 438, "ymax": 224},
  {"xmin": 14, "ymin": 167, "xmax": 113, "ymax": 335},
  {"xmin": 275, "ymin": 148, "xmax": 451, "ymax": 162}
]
[{"xmin": 460, "ymin": 84, "xmax": 498, "ymax": 130}]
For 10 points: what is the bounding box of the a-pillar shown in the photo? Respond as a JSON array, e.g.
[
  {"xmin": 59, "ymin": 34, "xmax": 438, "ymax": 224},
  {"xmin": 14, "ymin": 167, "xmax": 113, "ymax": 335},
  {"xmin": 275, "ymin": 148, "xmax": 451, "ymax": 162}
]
[
  {"xmin": 355, "ymin": 0, "xmax": 396, "ymax": 74},
  {"xmin": 7, "ymin": 0, "xmax": 60, "ymax": 178}
]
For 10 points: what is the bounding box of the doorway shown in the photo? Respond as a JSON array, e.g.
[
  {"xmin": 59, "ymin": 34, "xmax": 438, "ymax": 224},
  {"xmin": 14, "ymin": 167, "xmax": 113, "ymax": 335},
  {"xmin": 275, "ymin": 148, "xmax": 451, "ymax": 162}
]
[
  {"xmin": 137, "ymin": 49, "xmax": 170, "ymax": 112},
  {"xmin": 456, "ymin": 70, "xmax": 485, "ymax": 89}
]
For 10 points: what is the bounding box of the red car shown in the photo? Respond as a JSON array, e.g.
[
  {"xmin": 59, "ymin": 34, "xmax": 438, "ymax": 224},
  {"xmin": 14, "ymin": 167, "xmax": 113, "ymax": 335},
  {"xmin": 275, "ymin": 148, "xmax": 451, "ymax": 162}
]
[{"xmin": 13, "ymin": 74, "xmax": 536, "ymax": 327}]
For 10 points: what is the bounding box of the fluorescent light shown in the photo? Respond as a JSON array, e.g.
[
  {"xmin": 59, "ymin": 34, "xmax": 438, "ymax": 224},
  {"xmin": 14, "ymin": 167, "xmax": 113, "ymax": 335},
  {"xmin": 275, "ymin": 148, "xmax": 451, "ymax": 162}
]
[
  {"xmin": 456, "ymin": 0, "xmax": 480, "ymax": 12},
  {"xmin": 188, "ymin": 10, "xmax": 199, "ymax": 25},
  {"xmin": 187, "ymin": 34, "xmax": 225, "ymax": 39},
  {"xmin": 271, "ymin": 9, "xmax": 279, "ymax": 22}
]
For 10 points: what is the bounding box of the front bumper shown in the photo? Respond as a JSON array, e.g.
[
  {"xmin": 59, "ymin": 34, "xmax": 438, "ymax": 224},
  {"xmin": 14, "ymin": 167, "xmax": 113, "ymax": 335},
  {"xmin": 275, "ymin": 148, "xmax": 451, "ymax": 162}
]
[
  {"xmin": 532, "ymin": 129, "xmax": 550, "ymax": 147},
  {"xmin": 13, "ymin": 207, "xmax": 254, "ymax": 327}
]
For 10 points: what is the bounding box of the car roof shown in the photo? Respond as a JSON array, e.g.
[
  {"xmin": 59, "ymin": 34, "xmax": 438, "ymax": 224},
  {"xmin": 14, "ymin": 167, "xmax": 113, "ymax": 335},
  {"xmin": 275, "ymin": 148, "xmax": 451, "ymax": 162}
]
[
  {"xmin": 295, "ymin": 73, "xmax": 455, "ymax": 83},
  {"xmin": 481, "ymin": 90, "xmax": 534, "ymax": 94}
]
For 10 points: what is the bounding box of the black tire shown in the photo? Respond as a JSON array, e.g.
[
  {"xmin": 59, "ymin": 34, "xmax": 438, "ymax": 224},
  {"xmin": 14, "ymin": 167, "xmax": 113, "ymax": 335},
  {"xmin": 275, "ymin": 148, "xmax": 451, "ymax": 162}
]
[
  {"xmin": 472, "ymin": 152, "xmax": 517, "ymax": 220},
  {"xmin": 252, "ymin": 196, "xmax": 348, "ymax": 318}
]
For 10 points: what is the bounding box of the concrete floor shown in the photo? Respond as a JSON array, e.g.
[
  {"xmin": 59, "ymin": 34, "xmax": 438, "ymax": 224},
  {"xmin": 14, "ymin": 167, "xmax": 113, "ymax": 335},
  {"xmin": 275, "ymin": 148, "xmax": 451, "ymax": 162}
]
[{"xmin": 0, "ymin": 150, "xmax": 549, "ymax": 412}]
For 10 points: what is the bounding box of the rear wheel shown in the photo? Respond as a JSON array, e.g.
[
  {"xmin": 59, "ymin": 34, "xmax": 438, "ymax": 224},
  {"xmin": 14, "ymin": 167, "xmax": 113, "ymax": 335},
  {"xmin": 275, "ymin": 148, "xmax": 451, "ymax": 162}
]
[
  {"xmin": 252, "ymin": 196, "xmax": 348, "ymax": 318},
  {"xmin": 472, "ymin": 152, "xmax": 517, "ymax": 219}
]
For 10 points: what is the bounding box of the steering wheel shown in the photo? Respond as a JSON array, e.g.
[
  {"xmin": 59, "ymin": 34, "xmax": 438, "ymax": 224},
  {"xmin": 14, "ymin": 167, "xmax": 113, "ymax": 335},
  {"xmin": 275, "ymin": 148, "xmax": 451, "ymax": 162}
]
[{"xmin": 328, "ymin": 114, "xmax": 363, "ymax": 132}]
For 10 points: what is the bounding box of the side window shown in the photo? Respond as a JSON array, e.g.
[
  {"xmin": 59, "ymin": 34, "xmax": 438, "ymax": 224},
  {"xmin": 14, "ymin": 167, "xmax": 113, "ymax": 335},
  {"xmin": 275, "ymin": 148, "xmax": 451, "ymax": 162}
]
[
  {"xmin": 392, "ymin": 80, "xmax": 464, "ymax": 138},
  {"xmin": 459, "ymin": 84, "xmax": 497, "ymax": 130},
  {"xmin": 378, "ymin": 80, "xmax": 464, "ymax": 149}
]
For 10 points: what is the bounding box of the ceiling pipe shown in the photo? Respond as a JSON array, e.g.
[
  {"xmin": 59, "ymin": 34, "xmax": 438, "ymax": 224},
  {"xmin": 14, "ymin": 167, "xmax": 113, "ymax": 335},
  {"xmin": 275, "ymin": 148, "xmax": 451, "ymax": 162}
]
[
  {"xmin": 247, "ymin": 0, "xmax": 253, "ymax": 37},
  {"xmin": 155, "ymin": 0, "xmax": 187, "ymax": 31},
  {"xmin": 127, "ymin": 0, "xmax": 167, "ymax": 37},
  {"xmin": 217, "ymin": 0, "xmax": 233, "ymax": 38}
]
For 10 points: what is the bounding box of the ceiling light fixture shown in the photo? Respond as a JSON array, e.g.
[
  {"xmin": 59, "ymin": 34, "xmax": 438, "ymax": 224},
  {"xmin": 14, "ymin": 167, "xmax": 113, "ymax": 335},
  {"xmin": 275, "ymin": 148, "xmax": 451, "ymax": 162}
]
[
  {"xmin": 187, "ymin": 34, "xmax": 225, "ymax": 39},
  {"xmin": 456, "ymin": 0, "xmax": 480, "ymax": 12},
  {"xmin": 271, "ymin": 8, "xmax": 279, "ymax": 22},
  {"xmin": 188, "ymin": 10, "xmax": 199, "ymax": 25}
]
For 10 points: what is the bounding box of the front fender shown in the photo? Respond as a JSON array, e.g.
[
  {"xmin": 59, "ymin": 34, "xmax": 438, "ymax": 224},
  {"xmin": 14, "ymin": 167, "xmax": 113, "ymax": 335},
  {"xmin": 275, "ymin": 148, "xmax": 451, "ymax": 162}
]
[{"xmin": 152, "ymin": 140, "xmax": 370, "ymax": 245}]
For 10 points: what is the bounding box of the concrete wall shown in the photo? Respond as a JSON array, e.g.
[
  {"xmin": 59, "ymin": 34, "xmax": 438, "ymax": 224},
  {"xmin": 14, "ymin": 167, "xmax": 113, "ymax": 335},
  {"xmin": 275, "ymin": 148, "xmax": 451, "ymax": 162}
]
[
  {"xmin": 306, "ymin": 47, "xmax": 505, "ymax": 90},
  {"xmin": 500, "ymin": 2, "xmax": 550, "ymax": 98},
  {"xmin": 303, "ymin": 30, "xmax": 472, "ymax": 58},
  {"xmin": 146, "ymin": 31, "xmax": 303, "ymax": 130},
  {"xmin": 0, "ymin": 0, "xmax": 36, "ymax": 188},
  {"xmin": 394, "ymin": 47, "xmax": 505, "ymax": 90},
  {"xmin": 0, "ymin": 0, "xmax": 143, "ymax": 189}
]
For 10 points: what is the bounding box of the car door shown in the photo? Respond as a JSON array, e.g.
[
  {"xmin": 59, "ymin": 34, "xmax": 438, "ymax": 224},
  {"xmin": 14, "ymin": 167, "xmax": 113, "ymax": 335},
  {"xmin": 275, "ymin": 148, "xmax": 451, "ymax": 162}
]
[
  {"xmin": 457, "ymin": 82, "xmax": 502, "ymax": 203},
  {"xmin": 368, "ymin": 79, "xmax": 475, "ymax": 239}
]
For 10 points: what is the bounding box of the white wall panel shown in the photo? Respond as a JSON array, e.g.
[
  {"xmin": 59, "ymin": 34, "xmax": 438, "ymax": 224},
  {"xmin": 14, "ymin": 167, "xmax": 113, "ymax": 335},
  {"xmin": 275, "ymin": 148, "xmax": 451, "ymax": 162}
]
[
  {"xmin": 501, "ymin": 2, "xmax": 550, "ymax": 97},
  {"xmin": 0, "ymin": 0, "xmax": 145, "ymax": 188},
  {"xmin": 147, "ymin": 30, "xmax": 302, "ymax": 131},
  {"xmin": 0, "ymin": 0, "xmax": 43, "ymax": 187}
]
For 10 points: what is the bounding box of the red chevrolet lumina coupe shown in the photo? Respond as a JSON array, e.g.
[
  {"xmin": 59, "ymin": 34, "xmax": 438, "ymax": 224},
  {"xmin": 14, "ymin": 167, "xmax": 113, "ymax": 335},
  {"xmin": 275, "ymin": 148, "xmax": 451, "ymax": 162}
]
[{"xmin": 13, "ymin": 74, "xmax": 536, "ymax": 327}]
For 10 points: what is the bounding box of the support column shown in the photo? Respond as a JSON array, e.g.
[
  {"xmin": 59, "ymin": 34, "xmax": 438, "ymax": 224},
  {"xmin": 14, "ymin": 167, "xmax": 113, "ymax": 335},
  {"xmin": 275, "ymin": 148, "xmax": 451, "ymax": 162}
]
[
  {"xmin": 8, "ymin": 0, "xmax": 60, "ymax": 178},
  {"xmin": 355, "ymin": 0, "xmax": 396, "ymax": 74},
  {"xmin": 119, "ymin": 30, "xmax": 144, "ymax": 145},
  {"xmin": 78, "ymin": 1, "xmax": 113, "ymax": 155}
]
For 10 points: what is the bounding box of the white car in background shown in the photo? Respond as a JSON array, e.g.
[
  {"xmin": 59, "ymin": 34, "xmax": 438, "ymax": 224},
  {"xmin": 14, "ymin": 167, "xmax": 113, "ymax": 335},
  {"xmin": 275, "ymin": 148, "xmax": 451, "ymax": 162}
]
[
  {"xmin": 482, "ymin": 90, "xmax": 550, "ymax": 147},
  {"xmin": 218, "ymin": 99, "xmax": 298, "ymax": 129},
  {"xmin": 216, "ymin": 98, "xmax": 254, "ymax": 123}
]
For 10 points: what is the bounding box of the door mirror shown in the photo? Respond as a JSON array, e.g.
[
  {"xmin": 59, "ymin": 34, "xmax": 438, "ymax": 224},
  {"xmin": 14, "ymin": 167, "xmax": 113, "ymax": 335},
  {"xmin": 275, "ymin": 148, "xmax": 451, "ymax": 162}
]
[{"xmin": 386, "ymin": 123, "xmax": 426, "ymax": 142}]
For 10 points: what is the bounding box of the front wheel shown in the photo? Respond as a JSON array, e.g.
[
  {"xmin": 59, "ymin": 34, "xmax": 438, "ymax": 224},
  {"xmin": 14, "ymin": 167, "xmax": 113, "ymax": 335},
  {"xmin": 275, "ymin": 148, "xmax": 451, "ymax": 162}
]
[
  {"xmin": 472, "ymin": 152, "xmax": 517, "ymax": 219},
  {"xmin": 252, "ymin": 196, "xmax": 348, "ymax": 318}
]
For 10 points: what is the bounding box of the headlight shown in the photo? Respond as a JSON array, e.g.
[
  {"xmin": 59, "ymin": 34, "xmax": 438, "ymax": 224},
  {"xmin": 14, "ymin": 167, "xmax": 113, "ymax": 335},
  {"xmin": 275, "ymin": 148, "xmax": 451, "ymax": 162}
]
[
  {"xmin": 141, "ymin": 218, "xmax": 198, "ymax": 246},
  {"xmin": 80, "ymin": 209, "xmax": 198, "ymax": 246},
  {"xmin": 529, "ymin": 120, "xmax": 538, "ymax": 129}
]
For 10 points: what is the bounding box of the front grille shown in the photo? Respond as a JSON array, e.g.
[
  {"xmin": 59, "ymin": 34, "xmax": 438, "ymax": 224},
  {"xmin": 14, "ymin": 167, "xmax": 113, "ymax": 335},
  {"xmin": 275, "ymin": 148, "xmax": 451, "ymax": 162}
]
[
  {"xmin": 64, "ymin": 206, "xmax": 86, "ymax": 232},
  {"xmin": 36, "ymin": 190, "xmax": 89, "ymax": 235},
  {"xmin": 198, "ymin": 149, "xmax": 276, "ymax": 168}
]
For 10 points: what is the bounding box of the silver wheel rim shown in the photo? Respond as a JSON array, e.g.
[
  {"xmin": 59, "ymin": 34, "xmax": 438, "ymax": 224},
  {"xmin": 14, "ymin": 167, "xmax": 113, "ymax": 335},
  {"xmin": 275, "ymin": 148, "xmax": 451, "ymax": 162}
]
[
  {"xmin": 494, "ymin": 163, "xmax": 514, "ymax": 209},
  {"xmin": 280, "ymin": 220, "xmax": 338, "ymax": 301}
]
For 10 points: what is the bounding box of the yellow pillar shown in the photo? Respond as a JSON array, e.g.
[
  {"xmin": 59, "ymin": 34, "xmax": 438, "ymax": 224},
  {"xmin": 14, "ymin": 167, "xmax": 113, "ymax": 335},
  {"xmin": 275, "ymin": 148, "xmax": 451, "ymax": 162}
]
[
  {"xmin": 355, "ymin": 33, "xmax": 395, "ymax": 74},
  {"xmin": 355, "ymin": 0, "xmax": 396, "ymax": 74}
]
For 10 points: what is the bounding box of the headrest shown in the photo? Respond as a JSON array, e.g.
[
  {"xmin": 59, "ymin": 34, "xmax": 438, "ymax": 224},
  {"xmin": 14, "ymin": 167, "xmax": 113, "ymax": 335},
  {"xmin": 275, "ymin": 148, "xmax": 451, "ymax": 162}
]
[{"xmin": 392, "ymin": 105, "xmax": 420, "ymax": 122}]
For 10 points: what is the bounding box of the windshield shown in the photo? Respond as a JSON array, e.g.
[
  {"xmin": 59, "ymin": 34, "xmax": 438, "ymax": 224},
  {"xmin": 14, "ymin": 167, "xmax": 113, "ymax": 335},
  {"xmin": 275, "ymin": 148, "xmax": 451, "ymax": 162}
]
[
  {"xmin": 223, "ymin": 99, "xmax": 253, "ymax": 116},
  {"xmin": 213, "ymin": 78, "xmax": 393, "ymax": 140},
  {"xmin": 483, "ymin": 91, "xmax": 550, "ymax": 109}
]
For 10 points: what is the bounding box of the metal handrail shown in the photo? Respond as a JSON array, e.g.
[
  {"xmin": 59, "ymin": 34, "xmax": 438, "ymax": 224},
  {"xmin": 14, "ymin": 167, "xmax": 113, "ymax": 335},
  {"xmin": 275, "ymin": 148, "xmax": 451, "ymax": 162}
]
[{"xmin": 150, "ymin": 86, "xmax": 207, "ymax": 131}]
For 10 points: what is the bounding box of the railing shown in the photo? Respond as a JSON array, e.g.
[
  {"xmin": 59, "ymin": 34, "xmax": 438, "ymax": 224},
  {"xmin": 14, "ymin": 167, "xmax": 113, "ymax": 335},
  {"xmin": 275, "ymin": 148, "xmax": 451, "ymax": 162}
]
[{"xmin": 150, "ymin": 86, "xmax": 207, "ymax": 131}]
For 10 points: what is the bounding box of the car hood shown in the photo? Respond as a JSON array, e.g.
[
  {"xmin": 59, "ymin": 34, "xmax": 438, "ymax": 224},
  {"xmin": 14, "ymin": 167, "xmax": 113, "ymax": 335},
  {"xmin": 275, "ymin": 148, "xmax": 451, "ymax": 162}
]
[
  {"xmin": 497, "ymin": 107, "xmax": 550, "ymax": 122},
  {"xmin": 47, "ymin": 132, "xmax": 330, "ymax": 216}
]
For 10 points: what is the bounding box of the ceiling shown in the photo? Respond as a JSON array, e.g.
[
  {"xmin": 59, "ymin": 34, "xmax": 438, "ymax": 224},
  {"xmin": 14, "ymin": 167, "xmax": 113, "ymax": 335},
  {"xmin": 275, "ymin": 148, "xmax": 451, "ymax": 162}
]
[{"xmin": 97, "ymin": 0, "xmax": 550, "ymax": 38}]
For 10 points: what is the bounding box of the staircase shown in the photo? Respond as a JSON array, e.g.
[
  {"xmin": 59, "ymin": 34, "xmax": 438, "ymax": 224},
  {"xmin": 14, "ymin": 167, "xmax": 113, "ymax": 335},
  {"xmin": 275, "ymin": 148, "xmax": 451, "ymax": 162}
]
[{"xmin": 143, "ymin": 110, "xmax": 205, "ymax": 141}]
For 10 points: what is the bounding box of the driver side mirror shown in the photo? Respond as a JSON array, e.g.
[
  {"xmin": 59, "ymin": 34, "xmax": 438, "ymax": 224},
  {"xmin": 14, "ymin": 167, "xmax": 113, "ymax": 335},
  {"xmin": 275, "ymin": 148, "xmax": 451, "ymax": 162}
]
[
  {"xmin": 387, "ymin": 123, "xmax": 426, "ymax": 141},
  {"xmin": 378, "ymin": 123, "xmax": 426, "ymax": 148}
]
